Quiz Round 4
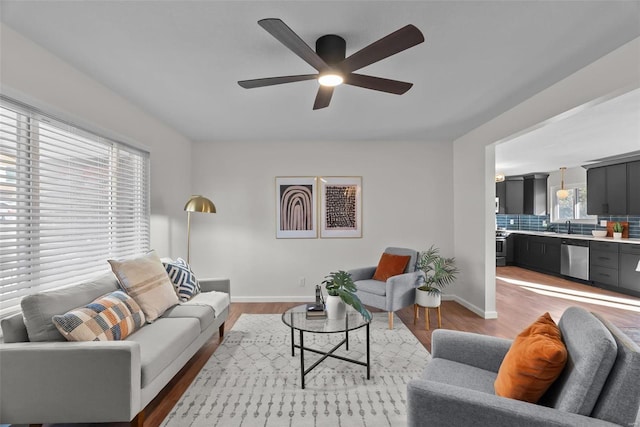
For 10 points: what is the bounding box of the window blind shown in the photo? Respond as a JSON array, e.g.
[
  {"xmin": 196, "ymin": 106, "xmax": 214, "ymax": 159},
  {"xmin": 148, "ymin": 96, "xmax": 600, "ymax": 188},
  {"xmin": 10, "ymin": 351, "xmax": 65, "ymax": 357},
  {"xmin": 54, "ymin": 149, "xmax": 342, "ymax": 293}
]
[{"xmin": 0, "ymin": 97, "xmax": 150, "ymax": 317}]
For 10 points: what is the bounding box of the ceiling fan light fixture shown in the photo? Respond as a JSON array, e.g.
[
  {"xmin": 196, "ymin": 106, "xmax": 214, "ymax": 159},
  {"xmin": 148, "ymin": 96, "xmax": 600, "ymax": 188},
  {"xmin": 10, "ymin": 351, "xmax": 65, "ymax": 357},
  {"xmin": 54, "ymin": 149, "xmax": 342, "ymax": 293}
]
[{"xmin": 318, "ymin": 73, "xmax": 343, "ymax": 87}]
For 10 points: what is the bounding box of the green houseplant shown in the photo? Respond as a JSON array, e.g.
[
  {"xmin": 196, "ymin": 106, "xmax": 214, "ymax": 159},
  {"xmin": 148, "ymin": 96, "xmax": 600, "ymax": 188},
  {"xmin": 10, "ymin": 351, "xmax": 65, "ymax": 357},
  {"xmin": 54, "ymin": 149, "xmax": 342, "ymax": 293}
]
[
  {"xmin": 322, "ymin": 270, "xmax": 372, "ymax": 321},
  {"xmin": 613, "ymin": 222, "xmax": 624, "ymax": 239},
  {"xmin": 415, "ymin": 246, "xmax": 459, "ymax": 307}
]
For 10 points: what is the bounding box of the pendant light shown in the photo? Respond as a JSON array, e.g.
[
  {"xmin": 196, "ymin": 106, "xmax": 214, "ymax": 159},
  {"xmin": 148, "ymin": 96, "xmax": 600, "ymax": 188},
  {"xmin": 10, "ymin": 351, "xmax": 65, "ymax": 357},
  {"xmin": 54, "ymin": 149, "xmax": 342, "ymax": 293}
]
[{"xmin": 556, "ymin": 167, "xmax": 569, "ymax": 200}]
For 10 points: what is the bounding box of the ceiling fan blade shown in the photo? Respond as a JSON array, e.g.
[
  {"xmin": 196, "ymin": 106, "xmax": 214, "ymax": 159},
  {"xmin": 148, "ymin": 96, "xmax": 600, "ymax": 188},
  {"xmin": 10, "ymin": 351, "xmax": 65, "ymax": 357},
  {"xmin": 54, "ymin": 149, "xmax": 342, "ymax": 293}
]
[
  {"xmin": 258, "ymin": 18, "xmax": 329, "ymax": 72},
  {"xmin": 339, "ymin": 24, "xmax": 424, "ymax": 73},
  {"xmin": 344, "ymin": 73, "xmax": 413, "ymax": 94},
  {"xmin": 238, "ymin": 74, "xmax": 318, "ymax": 89},
  {"xmin": 313, "ymin": 86, "xmax": 334, "ymax": 110}
]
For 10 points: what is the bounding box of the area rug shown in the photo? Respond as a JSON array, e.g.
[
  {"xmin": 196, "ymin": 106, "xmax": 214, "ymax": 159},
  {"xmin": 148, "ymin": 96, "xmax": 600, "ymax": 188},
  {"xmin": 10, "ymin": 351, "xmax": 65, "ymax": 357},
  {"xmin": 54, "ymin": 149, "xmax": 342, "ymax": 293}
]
[{"xmin": 161, "ymin": 312, "xmax": 430, "ymax": 427}]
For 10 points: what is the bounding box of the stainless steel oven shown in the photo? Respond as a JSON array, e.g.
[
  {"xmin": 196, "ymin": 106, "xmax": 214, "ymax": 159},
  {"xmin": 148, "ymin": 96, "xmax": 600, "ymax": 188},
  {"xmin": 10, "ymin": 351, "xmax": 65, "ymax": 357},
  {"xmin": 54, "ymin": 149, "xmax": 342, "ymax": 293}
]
[{"xmin": 496, "ymin": 230, "xmax": 509, "ymax": 266}]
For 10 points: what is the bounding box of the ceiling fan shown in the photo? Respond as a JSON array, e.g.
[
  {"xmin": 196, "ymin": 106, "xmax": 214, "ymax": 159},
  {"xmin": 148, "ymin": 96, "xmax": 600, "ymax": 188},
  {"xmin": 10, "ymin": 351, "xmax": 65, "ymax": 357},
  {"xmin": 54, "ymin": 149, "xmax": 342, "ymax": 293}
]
[{"xmin": 238, "ymin": 18, "xmax": 425, "ymax": 110}]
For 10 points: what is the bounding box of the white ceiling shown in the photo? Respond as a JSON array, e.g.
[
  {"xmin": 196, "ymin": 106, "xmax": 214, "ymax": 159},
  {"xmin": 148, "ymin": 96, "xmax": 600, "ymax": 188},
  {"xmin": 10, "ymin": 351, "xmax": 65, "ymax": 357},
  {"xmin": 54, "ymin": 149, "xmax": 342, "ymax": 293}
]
[{"xmin": 1, "ymin": 1, "xmax": 639, "ymax": 173}]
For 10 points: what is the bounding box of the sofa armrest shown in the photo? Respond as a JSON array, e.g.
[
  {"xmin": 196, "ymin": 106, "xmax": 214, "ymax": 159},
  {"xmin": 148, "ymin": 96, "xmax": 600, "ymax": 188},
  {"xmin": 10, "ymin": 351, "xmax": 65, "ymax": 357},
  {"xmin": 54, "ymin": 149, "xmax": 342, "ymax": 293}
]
[
  {"xmin": 0, "ymin": 341, "xmax": 141, "ymax": 424},
  {"xmin": 431, "ymin": 329, "xmax": 512, "ymax": 373},
  {"xmin": 349, "ymin": 266, "xmax": 376, "ymax": 282},
  {"xmin": 407, "ymin": 379, "xmax": 619, "ymax": 427},
  {"xmin": 385, "ymin": 270, "xmax": 423, "ymax": 312},
  {"xmin": 200, "ymin": 277, "xmax": 230, "ymax": 295}
]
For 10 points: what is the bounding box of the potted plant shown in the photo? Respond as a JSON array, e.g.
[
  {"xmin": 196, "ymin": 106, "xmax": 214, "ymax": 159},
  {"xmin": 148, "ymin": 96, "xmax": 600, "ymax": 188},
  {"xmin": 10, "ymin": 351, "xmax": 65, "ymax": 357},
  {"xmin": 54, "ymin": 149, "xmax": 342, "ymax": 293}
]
[
  {"xmin": 613, "ymin": 222, "xmax": 624, "ymax": 239},
  {"xmin": 415, "ymin": 246, "xmax": 459, "ymax": 308},
  {"xmin": 322, "ymin": 270, "xmax": 372, "ymax": 321}
]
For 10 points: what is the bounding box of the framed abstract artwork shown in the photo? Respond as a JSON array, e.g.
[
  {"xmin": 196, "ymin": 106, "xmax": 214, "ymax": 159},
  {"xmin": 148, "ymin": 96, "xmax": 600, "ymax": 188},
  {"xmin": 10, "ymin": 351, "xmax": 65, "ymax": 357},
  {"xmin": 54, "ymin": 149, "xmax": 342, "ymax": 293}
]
[
  {"xmin": 275, "ymin": 177, "xmax": 317, "ymax": 238},
  {"xmin": 319, "ymin": 176, "xmax": 362, "ymax": 238}
]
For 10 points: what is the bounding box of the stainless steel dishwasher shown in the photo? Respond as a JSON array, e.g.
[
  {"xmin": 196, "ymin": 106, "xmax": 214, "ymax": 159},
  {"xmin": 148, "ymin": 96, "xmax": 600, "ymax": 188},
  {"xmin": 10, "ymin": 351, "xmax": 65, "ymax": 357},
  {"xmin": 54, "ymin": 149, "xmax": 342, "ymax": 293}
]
[{"xmin": 560, "ymin": 238, "xmax": 590, "ymax": 280}]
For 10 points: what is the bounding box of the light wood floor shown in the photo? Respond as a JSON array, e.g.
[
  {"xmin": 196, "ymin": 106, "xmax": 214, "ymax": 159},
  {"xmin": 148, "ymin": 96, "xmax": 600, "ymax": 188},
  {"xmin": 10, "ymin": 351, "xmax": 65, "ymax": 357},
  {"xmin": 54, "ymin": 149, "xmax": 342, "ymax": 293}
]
[{"xmin": 53, "ymin": 266, "xmax": 640, "ymax": 427}]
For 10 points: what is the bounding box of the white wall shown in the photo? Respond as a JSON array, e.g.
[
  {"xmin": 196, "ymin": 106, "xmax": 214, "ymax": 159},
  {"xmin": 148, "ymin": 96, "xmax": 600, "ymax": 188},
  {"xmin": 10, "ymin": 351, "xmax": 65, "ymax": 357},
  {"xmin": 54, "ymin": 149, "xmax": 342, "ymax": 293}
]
[
  {"xmin": 0, "ymin": 24, "xmax": 193, "ymax": 258},
  {"xmin": 190, "ymin": 140, "xmax": 453, "ymax": 301},
  {"xmin": 453, "ymin": 37, "xmax": 640, "ymax": 318}
]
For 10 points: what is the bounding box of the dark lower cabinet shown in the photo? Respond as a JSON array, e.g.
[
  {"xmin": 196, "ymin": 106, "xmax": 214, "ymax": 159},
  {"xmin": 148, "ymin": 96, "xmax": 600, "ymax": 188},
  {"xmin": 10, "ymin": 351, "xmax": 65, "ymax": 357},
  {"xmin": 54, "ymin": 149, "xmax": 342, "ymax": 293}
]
[
  {"xmin": 620, "ymin": 244, "xmax": 640, "ymax": 292},
  {"xmin": 514, "ymin": 234, "xmax": 560, "ymax": 275},
  {"xmin": 590, "ymin": 241, "xmax": 619, "ymax": 287}
]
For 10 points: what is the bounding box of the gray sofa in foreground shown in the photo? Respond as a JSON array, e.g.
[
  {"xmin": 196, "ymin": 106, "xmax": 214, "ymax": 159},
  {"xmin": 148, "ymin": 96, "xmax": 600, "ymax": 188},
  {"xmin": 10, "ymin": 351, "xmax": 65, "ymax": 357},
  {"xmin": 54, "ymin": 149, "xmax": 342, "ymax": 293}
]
[
  {"xmin": 0, "ymin": 272, "xmax": 230, "ymax": 426},
  {"xmin": 407, "ymin": 306, "xmax": 640, "ymax": 426}
]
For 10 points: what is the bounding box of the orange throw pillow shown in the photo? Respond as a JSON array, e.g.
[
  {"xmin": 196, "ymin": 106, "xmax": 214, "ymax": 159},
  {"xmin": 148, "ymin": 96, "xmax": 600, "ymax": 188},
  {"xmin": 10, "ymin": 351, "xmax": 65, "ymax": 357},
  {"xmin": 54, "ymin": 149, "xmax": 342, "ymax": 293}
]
[
  {"xmin": 494, "ymin": 312, "xmax": 567, "ymax": 403},
  {"xmin": 372, "ymin": 253, "xmax": 411, "ymax": 281}
]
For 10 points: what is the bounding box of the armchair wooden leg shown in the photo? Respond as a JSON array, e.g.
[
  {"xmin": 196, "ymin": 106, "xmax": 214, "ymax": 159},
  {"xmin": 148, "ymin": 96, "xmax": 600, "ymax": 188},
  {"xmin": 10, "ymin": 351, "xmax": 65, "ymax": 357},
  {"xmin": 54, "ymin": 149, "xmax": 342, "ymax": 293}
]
[
  {"xmin": 437, "ymin": 306, "xmax": 442, "ymax": 328},
  {"xmin": 425, "ymin": 307, "xmax": 430, "ymax": 331},
  {"xmin": 413, "ymin": 304, "xmax": 418, "ymax": 325},
  {"xmin": 388, "ymin": 312, "xmax": 394, "ymax": 329}
]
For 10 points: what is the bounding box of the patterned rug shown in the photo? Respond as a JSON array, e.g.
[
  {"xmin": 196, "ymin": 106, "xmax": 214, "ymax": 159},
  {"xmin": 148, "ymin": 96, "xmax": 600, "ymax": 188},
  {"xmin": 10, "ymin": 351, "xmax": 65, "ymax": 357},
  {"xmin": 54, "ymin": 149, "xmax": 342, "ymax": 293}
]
[{"xmin": 161, "ymin": 313, "xmax": 430, "ymax": 427}]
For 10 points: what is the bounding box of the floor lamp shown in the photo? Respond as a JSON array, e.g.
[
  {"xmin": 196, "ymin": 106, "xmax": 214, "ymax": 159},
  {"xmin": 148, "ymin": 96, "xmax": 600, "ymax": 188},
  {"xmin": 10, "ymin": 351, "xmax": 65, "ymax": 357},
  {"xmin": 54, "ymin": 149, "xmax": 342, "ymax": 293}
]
[{"xmin": 184, "ymin": 195, "xmax": 216, "ymax": 264}]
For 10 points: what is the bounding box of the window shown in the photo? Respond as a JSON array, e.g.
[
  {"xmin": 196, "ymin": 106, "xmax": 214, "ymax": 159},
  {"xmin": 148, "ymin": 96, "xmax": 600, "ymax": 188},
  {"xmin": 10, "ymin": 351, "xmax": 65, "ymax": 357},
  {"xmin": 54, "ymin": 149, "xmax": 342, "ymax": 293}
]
[
  {"xmin": 0, "ymin": 97, "xmax": 150, "ymax": 317},
  {"xmin": 550, "ymin": 184, "xmax": 596, "ymax": 223}
]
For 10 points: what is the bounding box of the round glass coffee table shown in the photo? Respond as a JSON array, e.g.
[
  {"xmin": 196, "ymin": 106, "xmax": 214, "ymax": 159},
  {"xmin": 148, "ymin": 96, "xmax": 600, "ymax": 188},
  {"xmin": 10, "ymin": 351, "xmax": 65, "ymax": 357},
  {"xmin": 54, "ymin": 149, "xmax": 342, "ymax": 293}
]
[{"xmin": 282, "ymin": 304, "xmax": 371, "ymax": 389}]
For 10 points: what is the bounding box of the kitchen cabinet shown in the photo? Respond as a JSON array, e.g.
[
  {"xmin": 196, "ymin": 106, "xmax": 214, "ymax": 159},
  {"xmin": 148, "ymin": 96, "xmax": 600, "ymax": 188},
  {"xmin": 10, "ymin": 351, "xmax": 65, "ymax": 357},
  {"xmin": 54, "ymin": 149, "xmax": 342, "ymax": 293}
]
[
  {"xmin": 590, "ymin": 241, "xmax": 619, "ymax": 287},
  {"xmin": 505, "ymin": 177, "xmax": 524, "ymax": 214},
  {"xmin": 514, "ymin": 234, "xmax": 560, "ymax": 274},
  {"xmin": 628, "ymin": 161, "xmax": 640, "ymax": 215},
  {"xmin": 523, "ymin": 174, "xmax": 548, "ymax": 215},
  {"xmin": 619, "ymin": 244, "xmax": 640, "ymax": 293},
  {"xmin": 496, "ymin": 181, "xmax": 506, "ymax": 214},
  {"xmin": 587, "ymin": 163, "xmax": 627, "ymax": 215}
]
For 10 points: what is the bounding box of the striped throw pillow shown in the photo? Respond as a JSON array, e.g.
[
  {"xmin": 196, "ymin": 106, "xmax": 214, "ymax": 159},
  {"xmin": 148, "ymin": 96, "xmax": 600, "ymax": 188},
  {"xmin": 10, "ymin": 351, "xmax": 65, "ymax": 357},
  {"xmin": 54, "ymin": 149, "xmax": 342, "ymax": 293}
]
[
  {"xmin": 163, "ymin": 258, "xmax": 201, "ymax": 302},
  {"xmin": 109, "ymin": 250, "xmax": 179, "ymax": 322},
  {"xmin": 52, "ymin": 290, "xmax": 145, "ymax": 341}
]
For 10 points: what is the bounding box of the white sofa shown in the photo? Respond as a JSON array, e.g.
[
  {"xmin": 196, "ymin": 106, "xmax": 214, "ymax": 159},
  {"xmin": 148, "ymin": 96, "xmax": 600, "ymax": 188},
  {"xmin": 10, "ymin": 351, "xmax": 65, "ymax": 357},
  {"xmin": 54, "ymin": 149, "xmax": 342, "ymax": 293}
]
[{"xmin": 0, "ymin": 272, "xmax": 230, "ymax": 426}]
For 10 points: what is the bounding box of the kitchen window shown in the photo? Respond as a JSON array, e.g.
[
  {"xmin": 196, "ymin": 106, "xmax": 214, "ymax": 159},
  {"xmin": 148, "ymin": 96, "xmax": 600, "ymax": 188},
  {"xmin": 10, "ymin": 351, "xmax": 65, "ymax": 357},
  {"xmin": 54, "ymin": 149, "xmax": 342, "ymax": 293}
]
[
  {"xmin": 550, "ymin": 184, "xmax": 597, "ymax": 223},
  {"xmin": 0, "ymin": 97, "xmax": 150, "ymax": 318}
]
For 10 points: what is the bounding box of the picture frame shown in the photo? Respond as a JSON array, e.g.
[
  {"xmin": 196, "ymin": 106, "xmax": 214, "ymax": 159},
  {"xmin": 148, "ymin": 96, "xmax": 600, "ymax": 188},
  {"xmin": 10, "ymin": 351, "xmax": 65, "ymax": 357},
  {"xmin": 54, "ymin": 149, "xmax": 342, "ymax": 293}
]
[
  {"xmin": 275, "ymin": 177, "xmax": 317, "ymax": 239},
  {"xmin": 319, "ymin": 176, "xmax": 362, "ymax": 238}
]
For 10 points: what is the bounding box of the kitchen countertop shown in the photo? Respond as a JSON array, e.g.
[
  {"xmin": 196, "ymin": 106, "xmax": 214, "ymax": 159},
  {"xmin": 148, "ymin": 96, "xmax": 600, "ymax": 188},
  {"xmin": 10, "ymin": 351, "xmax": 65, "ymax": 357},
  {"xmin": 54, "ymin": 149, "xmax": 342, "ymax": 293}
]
[{"xmin": 505, "ymin": 230, "xmax": 640, "ymax": 245}]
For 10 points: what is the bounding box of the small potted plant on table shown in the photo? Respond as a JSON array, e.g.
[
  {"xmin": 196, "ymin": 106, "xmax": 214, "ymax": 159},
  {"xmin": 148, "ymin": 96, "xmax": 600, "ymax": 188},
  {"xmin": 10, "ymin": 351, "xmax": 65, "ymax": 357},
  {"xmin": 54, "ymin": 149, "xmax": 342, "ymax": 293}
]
[{"xmin": 322, "ymin": 270, "xmax": 371, "ymax": 321}]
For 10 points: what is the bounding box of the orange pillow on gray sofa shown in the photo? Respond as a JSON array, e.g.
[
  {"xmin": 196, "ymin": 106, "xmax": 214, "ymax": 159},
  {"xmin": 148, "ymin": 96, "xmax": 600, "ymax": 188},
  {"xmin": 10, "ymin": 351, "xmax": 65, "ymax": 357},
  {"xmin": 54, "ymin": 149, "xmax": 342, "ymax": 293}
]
[
  {"xmin": 372, "ymin": 253, "xmax": 411, "ymax": 281},
  {"xmin": 494, "ymin": 312, "xmax": 567, "ymax": 403}
]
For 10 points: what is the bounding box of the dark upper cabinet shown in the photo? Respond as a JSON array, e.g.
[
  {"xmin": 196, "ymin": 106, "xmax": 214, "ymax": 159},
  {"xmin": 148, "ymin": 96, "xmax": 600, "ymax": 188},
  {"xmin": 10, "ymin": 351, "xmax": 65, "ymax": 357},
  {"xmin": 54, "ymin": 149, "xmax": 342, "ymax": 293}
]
[
  {"xmin": 505, "ymin": 177, "xmax": 524, "ymax": 214},
  {"xmin": 587, "ymin": 163, "xmax": 627, "ymax": 215},
  {"xmin": 628, "ymin": 161, "xmax": 640, "ymax": 215},
  {"xmin": 523, "ymin": 174, "xmax": 548, "ymax": 216}
]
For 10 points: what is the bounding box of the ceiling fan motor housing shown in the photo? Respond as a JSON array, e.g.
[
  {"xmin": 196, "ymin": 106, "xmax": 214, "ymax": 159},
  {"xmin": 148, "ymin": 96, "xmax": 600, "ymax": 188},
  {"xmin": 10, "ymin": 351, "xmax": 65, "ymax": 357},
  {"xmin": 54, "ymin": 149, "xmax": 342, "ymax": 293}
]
[{"xmin": 316, "ymin": 34, "xmax": 346, "ymax": 65}]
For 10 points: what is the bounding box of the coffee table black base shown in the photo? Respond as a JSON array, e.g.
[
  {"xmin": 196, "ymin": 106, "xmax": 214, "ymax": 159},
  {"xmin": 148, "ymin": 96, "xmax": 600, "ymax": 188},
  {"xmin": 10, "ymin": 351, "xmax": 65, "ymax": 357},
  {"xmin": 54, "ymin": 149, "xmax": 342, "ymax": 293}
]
[{"xmin": 290, "ymin": 323, "xmax": 370, "ymax": 389}]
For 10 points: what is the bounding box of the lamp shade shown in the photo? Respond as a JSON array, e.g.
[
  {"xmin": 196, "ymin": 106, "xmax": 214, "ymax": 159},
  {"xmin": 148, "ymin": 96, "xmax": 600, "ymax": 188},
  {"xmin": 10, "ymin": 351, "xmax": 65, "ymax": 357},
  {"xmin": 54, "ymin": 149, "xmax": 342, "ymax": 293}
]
[
  {"xmin": 184, "ymin": 195, "xmax": 216, "ymax": 213},
  {"xmin": 556, "ymin": 189, "xmax": 570, "ymax": 200}
]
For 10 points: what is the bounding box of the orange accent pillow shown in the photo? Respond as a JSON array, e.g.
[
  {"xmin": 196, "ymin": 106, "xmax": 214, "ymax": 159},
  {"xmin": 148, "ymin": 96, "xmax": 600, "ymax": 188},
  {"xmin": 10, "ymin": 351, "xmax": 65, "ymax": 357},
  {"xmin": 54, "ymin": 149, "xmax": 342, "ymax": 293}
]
[
  {"xmin": 494, "ymin": 312, "xmax": 568, "ymax": 403},
  {"xmin": 372, "ymin": 253, "xmax": 411, "ymax": 281}
]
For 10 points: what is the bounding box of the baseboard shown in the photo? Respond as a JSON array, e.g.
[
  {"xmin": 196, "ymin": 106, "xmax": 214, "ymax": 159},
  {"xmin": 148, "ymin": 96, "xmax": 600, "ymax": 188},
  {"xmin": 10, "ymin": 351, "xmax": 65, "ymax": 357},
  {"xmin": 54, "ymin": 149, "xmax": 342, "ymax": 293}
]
[
  {"xmin": 230, "ymin": 296, "xmax": 309, "ymax": 303},
  {"xmin": 449, "ymin": 295, "xmax": 498, "ymax": 319}
]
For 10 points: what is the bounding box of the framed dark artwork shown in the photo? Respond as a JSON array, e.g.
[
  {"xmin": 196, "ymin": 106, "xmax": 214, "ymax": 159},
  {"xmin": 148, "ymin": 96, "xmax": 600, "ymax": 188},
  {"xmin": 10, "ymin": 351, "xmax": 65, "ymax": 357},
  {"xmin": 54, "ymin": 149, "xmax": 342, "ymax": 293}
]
[
  {"xmin": 320, "ymin": 176, "xmax": 362, "ymax": 238},
  {"xmin": 275, "ymin": 177, "xmax": 317, "ymax": 238}
]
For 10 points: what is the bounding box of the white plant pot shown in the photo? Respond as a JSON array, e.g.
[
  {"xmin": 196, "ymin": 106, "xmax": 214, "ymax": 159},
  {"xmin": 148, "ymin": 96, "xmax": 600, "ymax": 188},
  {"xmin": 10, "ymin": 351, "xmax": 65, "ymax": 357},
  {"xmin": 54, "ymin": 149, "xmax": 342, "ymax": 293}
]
[
  {"xmin": 613, "ymin": 232, "xmax": 622, "ymax": 240},
  {"xmin": 416, "ymin": 289, "xmax": 441, "ymax": 308},
  {"xmin": 325, "ymin": 295, "xmax": 346, "ymax": 319}
]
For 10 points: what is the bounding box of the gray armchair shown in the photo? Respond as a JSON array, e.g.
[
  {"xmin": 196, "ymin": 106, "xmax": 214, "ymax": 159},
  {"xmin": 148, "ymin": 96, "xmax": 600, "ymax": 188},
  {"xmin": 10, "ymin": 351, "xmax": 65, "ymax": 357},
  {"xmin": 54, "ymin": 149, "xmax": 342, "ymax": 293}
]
[
  {"xmin": 407, "ymin": 306, "xmax": 640, "ymax": 426},
  {"xmin": 349, "ymin": 247, "xmax": 423, "ymax": 329}
]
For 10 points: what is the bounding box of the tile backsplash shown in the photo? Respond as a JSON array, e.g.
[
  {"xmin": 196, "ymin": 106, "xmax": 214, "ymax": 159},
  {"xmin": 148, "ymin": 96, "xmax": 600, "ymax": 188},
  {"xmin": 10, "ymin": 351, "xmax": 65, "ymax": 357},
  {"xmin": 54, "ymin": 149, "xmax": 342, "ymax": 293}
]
[{"xmin": 496, "ymin": 214, "xmax": 640, "ymax": 239}]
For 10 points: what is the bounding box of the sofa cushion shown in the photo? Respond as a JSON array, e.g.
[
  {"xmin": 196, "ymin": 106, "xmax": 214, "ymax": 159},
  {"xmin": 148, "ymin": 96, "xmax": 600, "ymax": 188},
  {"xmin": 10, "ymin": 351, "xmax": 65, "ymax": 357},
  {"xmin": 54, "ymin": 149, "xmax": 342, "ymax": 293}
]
[
  {"xmin": 590, "ymin": 313, "xmax": 640, "ymax": 426},
  {"xmin": 373, "ymin": 253, "xmax": 411, "ymax": 281},
  {"xmin": 163, "ymin": 258, "xmax": 201, "ymax": 302},
  {"xmin": 161, "ymin": 304, "xmax": 215, "ymax": 333},
  {"xmin": 52, "ymin": 290, "xmax": 145, "ymax": 341},
  {"xmin": 20, "ymin": 273, "xmax": 119, "ymax": 342},
  {"xmin": 355, "ymin": 279, "xmax": 386, "ymax": 296},
  {"xmin": 422, "ymin": 358, "xmax": 497, "ymax": 395},
  {"xmin": 494, "ymin": 312, "xmax": 567, "ymax": 403},
  {"xmin": 126, "ymin": 317, "xmax": 200, "ymax": 387},
  {"xmin": 109, "ymin": 250, "xmax": 179, "ymax": 322},
  {"xmin": 539, "ymin": 307, "xmax": 617, "ymax": 415}
]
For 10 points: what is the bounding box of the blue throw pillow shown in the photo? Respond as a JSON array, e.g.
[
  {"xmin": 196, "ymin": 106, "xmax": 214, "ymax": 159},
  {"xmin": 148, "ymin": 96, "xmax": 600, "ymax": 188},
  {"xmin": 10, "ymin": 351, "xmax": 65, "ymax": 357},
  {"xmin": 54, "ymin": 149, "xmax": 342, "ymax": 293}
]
[{"xmin": 163, "ymin": 258, "xmax": 201, "ymax": 302}]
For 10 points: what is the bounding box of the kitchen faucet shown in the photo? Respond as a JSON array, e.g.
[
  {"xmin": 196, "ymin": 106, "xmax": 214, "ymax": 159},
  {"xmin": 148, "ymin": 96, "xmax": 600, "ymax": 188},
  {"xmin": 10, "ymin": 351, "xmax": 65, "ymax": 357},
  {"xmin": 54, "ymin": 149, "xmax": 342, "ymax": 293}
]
[{"xmin": 565, "ymin": 220, "xmax": 572, "ymax": 234}]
